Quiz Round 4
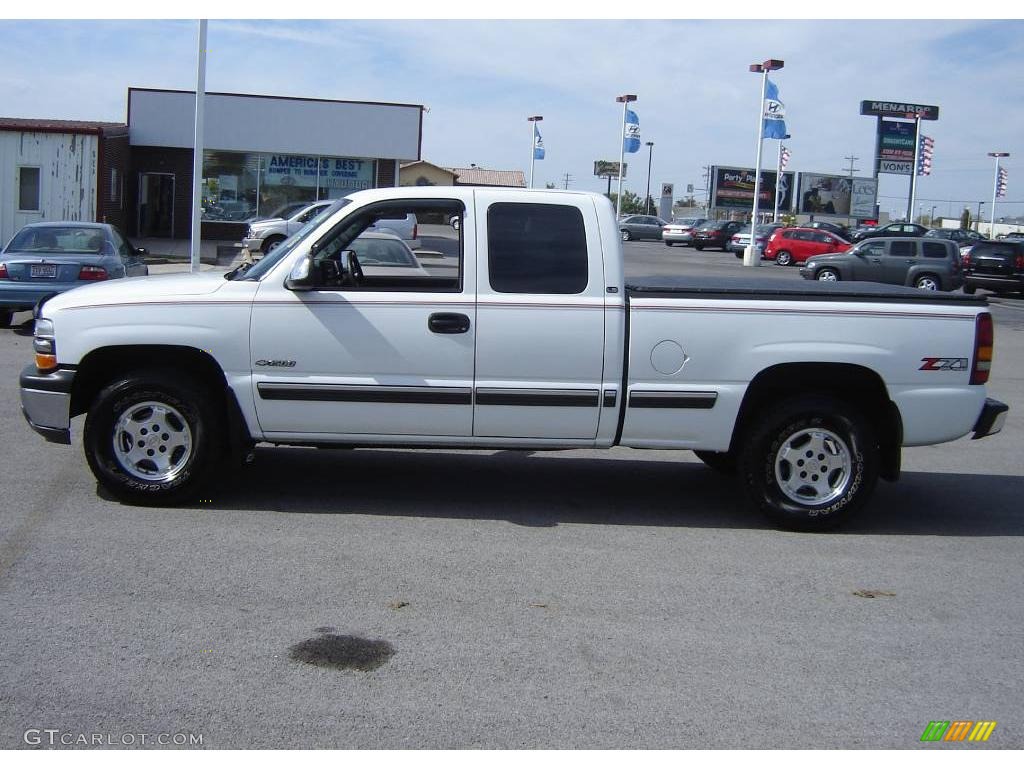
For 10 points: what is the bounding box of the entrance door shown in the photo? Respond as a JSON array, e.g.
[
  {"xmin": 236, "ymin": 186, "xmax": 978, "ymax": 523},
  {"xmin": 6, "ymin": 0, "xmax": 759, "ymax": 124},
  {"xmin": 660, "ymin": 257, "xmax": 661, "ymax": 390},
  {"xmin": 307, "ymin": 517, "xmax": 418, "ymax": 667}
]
[{"xmin": 138, "ymin": 173, "xmax": 175, "ymax": 238}]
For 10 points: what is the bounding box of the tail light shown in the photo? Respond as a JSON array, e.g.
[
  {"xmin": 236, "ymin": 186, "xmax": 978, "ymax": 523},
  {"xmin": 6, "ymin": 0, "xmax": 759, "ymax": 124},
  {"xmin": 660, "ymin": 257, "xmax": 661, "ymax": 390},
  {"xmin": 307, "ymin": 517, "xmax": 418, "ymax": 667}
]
[
  {"xmin": 412, "ymin": 223, "xmax": 418, "ymax": 240},
  {"xmin": 970, "ymin": 312, "xmax": 994, "ymax": 385},
  {"xmin": 1016, "ymin": 254, "xmax": 1024, "ymax": 270},
  {"xmin": 0, "ymin": 263, "xmax": 8, "ymax": 279},
  {"xmin": 78, "ymin": 265, "xmax": 108, "ymax": 281},
  {"xmin": 961, "ymin": 251, "xmax": 971, "ymax": 267}
]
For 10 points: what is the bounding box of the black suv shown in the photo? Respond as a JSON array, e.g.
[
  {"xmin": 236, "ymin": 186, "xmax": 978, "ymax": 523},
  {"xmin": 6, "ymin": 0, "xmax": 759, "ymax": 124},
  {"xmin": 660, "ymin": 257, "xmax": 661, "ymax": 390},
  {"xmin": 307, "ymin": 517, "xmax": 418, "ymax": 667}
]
[
  {"xmin": 925, "ymin": 228, "xmax": 984, "ymax": 245},
  {"xmin": 692, "ymin": 220, "xmax": 743, "ymax": 251},
  {"xmin": 962, "ymin": 239, "xmax": 1024, "ymax": 295}
]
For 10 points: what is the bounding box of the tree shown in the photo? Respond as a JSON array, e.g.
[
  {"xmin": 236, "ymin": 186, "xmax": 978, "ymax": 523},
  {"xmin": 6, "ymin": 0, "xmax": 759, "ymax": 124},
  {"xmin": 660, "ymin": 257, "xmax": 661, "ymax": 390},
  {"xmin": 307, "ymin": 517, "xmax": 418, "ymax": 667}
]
[
  {"xmin": 675, "ymin": 196, "xmax": 698, "ymax": 208},
  {"xmin": 960, "ymin": 208, "xmax": 972, "ymax": 230},
  {"xmin": 544, "ymin": 182, "xmax": 556, "ymax": 189},
  {"xmin": 605, "ymin": 190, "xmax": 646, "ymax": 215}
]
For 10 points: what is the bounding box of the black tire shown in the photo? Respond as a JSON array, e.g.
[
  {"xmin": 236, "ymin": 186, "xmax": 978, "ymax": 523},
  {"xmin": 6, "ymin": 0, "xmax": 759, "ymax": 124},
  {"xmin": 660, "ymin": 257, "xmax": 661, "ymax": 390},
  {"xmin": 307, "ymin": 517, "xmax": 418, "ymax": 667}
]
[
  {"xmin": 84, "ymin": 370, "xmax": 225, "ymax": 505},
  {"xmin": 665, "ymin": 241, "xmax": 675, "ymax": 247},
  {"xmin": 620, "ymin": 230, "xmax": 632, "ymax": 242},
  {"xmin": 816, "ymin": 268, "xmax": 840, "ymax": 282},
  {"xmin": 262, "ymin": 235, "xmax": 285, "ymax": 254},
  {"xmin": 694, "ymin": 450, "xmax": 736, "ymax": 475},
  {"xmin": 738, "ymin": 395, "xmax": 878, "ymax": 531},
  {"xmin": 914, "ymin": 274, "xmax": 940, "ymax": 291},
  {"xmin": 694, "ymin": 243, "xmax": 704, "ymax": 251},
  {"xmin": 0, "ymin": 310, "xmax": 13, "ymax": 328},
  {"xmin": 962, "ymin": 284, "xmax": 976, "ymax": 295},
  {"xmin": 775, "ymin": 250, "xmax": 793, "ymax": 266}
]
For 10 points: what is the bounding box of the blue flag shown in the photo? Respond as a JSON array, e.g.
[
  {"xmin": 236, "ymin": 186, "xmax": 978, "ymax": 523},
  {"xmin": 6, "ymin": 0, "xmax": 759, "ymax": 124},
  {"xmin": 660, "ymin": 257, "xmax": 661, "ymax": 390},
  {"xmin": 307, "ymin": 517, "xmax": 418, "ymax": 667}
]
[
  {"xmin": 533, "ymin": 123, "xmax": 545, "ymax": 160},
  {"xmin": 762, "ymin": 79, "xmax": 787, "ymax": 139},
  {"xmin": 623, "ymin": 108, "xmax": 641, "ymax": 153}
]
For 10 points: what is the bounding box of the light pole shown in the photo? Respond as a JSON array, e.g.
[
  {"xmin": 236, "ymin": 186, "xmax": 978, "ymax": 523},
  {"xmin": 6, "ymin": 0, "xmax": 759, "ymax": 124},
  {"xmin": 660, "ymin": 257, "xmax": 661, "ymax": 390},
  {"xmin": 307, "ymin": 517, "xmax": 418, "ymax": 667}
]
[
  {"xmin": 988, "ymin": 151, "xmax": 1009, "ymax": 237},
  {"xmin": 930, "ymin": 205, "xmax": 936, "ymax": 227},
  {"xmin": 745, "ymin": 58, "xmax": 784, "ymax": 267},
  {"xmin": 644, "ymin": 141, "xmax": 654, "ymax": 215},
  {"xmin": 615, "ymin": 94, "xmax": 637, "ymax": 219},
  {"xmin": 907, "ymin": 110, "xmax": 926, "ymax": 225},
  {"xmin": 189, "ymin": 19, "xmax": 208, "ymax": 274},
  {"xmin": 527, "ymin": 115, "xmax": 543, "ymax": 189},
  {"xmin": 773, "ymin": 133, "xmax": 791, "ymax": 224}
]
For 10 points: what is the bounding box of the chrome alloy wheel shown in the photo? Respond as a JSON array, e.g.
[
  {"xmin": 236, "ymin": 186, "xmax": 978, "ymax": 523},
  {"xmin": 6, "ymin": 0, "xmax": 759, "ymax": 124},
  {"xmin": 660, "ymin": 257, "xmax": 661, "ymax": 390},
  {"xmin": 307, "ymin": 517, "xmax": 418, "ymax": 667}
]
[
  {"xmin": 773, "ymin": 427, "xmax": 853, "ymax": 505},
  {"xmin": 112, "ymin": 401, "xmax": 193, "ymax": 482}
]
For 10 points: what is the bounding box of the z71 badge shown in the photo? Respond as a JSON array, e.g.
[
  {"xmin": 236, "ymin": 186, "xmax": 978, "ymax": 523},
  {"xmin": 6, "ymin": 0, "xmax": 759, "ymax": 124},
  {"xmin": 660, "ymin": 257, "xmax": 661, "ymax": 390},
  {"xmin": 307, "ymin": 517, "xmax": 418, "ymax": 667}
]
[
  {"xmin": 255, "ymin": 359, "xmax": 297, "ymax": 368},
  {"xmin": 919, "ymin": 357, "xmax": 968, "ymax": 371}
]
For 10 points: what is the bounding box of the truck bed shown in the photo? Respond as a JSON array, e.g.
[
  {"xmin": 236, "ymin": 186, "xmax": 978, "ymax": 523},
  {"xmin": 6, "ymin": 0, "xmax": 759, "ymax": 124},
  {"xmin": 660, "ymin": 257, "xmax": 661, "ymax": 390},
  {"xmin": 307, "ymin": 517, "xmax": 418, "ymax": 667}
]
[{"xmin": 626, "ymin": 276, "xmax": 988, "ymax": 305}]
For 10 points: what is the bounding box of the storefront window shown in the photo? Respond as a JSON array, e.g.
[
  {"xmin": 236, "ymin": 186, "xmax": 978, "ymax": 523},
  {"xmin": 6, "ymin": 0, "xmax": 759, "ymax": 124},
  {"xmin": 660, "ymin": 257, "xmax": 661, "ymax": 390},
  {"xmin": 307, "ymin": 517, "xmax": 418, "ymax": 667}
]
[{"xmin": 201, "ymin": 150, "xmax": 376, "ymax": 223}]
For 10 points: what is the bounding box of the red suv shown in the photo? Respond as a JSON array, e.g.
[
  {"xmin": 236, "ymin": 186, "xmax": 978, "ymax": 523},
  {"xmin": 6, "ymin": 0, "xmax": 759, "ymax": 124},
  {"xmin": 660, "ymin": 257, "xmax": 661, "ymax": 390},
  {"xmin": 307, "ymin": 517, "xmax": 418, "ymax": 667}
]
[{"xmin": 764, "ymin": 227, "xmax": 852, "ymax": 266}]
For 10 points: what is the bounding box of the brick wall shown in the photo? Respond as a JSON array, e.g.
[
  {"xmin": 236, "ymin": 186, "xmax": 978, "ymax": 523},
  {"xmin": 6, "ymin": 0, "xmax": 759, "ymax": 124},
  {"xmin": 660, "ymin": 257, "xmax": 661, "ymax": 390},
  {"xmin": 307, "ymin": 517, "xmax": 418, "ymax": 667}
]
[
  {"xmin": 97, "ymin": 133, "xmax": 130, "ymax": 233},
  {"xmin": 128, "ymin": 145, "xmax": 194, "ymax": 238}
]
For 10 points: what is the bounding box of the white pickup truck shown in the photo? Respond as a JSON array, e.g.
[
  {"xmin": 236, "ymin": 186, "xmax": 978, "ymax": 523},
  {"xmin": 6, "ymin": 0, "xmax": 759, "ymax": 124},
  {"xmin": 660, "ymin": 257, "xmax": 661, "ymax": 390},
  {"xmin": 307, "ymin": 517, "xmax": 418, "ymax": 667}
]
[{"xmin": 19, "ymin": 187, "xmax": 1008, "ymax": 530}]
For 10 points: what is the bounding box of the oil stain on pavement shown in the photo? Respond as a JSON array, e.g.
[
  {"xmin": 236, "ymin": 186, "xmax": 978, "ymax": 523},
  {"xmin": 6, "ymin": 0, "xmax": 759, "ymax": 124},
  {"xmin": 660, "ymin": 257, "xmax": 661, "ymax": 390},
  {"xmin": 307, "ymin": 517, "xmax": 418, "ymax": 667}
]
[{"xmin": 289, "ymin": 628, "xmax": 395, "ymax": 671}]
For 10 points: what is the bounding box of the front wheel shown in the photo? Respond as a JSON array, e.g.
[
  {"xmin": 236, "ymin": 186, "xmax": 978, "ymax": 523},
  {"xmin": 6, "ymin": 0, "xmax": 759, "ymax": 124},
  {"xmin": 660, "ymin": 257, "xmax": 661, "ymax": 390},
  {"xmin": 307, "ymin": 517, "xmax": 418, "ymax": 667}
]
[
  {"xmin": 738, "ymin": 396, "xmax": 878, "ymax": 531},
  {"xmin": 775, "ymin": 250, "xmax": 793, "ymax": 266},
  {"xmin": 84, "ymin": 370, "xmax": 225, "ymax": 505},
  {"xmin": 816, "ymin": 268, "xmax": 840, "ymax": 282},
  {"xmin": 620, "ymin": 230, "xmax": 632, "ymax": 242},
  {"xmin": 915, "ymin": 274, "xmax": 940, "ymax": 291},
  {"xmin": 962, "ymin": 284, "xmax": 976, "ymax": 295},
  {"xmin": 262, "ymin": 235, "xmax": 285, "ymax": 254}
]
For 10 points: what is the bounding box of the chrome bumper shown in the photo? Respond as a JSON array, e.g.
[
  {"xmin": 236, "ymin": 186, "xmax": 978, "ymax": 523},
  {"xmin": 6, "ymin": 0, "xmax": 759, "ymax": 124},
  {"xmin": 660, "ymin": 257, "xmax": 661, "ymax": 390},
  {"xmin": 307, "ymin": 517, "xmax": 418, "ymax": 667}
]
[
  {"xmin": 20, "ymin": 365, "xmax": 74, "ymax": 444},
  {"xmin": 972, "ymin": 398, "xmax": 1009, "ymax": 440}
]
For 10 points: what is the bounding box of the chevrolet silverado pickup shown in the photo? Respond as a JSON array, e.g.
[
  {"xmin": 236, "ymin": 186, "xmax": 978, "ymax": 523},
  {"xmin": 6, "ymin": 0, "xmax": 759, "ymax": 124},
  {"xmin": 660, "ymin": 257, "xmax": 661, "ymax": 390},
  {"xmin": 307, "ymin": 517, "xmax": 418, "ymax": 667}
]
[{"xmin": 19, "ymin": 188, "xmax": 1009, "ymax": 530}]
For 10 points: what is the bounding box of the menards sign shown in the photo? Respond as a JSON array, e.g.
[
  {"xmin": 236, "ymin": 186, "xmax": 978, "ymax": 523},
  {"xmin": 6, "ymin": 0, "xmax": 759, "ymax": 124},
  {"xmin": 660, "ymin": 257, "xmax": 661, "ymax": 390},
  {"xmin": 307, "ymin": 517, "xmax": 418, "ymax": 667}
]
[{"xmin": 860, "ymin": 100, "xmax": 940, "ymax": 120}]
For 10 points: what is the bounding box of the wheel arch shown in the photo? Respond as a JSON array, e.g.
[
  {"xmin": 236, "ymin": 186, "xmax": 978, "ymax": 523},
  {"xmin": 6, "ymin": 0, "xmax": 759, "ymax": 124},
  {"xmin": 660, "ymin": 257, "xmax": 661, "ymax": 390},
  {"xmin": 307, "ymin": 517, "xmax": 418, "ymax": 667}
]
[
  {"xmin": 729, "ymin": 362, "xmax": 902, "ymax": 482},
  {"xmin": 70, "ymin": 344, "xmax": 252, "ymax": 460}
]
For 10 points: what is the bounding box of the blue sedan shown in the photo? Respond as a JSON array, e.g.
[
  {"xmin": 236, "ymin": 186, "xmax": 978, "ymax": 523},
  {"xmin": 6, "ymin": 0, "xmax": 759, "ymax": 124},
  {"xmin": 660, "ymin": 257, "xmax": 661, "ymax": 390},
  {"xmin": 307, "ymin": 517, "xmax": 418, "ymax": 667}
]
[{"xmin": 0, "ymin": 222, "xmax": 149, "ymax": 326}]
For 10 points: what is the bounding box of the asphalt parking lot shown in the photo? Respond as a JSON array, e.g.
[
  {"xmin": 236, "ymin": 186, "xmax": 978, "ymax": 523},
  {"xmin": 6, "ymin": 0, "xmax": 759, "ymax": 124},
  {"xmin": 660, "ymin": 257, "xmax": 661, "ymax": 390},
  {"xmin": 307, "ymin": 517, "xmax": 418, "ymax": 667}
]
[{"xmin": 1, "ymin": 241, "xmax": 1022, "ymax": 749}]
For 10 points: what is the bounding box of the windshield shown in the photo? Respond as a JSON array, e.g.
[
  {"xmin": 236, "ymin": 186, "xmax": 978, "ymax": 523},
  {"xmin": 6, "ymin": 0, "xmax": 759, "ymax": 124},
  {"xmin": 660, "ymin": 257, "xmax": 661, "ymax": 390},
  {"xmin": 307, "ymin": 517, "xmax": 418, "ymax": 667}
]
[
  {"xmin": 232, "ymin": 199, "xmax": 350, "ymax": 281},
  {"xmin": 7, "ymin": 226, "xmax": 109, "ymax": 254}
]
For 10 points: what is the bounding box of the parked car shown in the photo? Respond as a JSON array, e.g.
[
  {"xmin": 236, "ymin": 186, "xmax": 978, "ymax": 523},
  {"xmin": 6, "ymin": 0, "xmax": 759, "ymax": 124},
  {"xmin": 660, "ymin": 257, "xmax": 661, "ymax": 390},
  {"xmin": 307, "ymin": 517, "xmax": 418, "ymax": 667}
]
[
  {"xmin": 1, "ymin": 222, "xmax": 149, "ymax": 327},
  {"xmin": 727, "ymin": 224, "xmax": 783, "ymax": 256},
  {"xmin": 619, "ymin": 214, "xmax": 668, "ymax": 242},
  {"xmin": 764, "ymin": 227, "xmax": 852, "ymax": 266},
  {"xmin": 799, "ymin": 237, "xmax": 963, "ymax": 291},
  {"xmin": 850, "ymin": 221, "xmax": 929, "ymax": 242},
  {"xmin": 245, "ymin": 201, "xmax": 312, "ymax": 224},
  {"xmin": 662, "ymin": 217, "xmax": 707, "ymax": 246},
  {"xmin": 961, "ymin": 239, "xmax": 1024, "ymax": 295},
  {"xmin": 692, "ymin": 220, "xmax": 743, "ymax": 251},
  {"xmin": 20, "ymin": 187, "xmax": 1007, "ymax": 531},
  {"xmin": 996, "ymin": 232, "xmax": 1024, "ymax": 241},
  {"xmin": 925, "ymin": 228, "xmax": 984, "ymax": 245},
  {"xmin": 347, "ymin": 232, "xmax": 429, "ymax": 277},
  {"xmin": 805, "ymin": 221, "xmax": 850, "ymax": 240},
  {"xmin": 244, "ymin": 199, "xmax": 421, "ymax": 254}
]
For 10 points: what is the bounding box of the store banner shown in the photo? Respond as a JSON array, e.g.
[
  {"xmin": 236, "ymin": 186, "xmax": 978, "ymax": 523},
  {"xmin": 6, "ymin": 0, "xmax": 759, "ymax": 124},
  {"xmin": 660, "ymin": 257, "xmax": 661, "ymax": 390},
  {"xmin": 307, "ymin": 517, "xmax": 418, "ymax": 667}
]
[
  {"xmin": 711, "ymin": 166, "xmax": 795, "ymax": 210},
  {"xmin": 797, "ymin": 173, "xmax": 877, "ymax": 218},
  {"xmin": 876, "ymin": 119, "xmax": 916, "ymax": 176},
  {"xmin": 264, "ymin": 154, "xmax": 374, "ymax": 191}
]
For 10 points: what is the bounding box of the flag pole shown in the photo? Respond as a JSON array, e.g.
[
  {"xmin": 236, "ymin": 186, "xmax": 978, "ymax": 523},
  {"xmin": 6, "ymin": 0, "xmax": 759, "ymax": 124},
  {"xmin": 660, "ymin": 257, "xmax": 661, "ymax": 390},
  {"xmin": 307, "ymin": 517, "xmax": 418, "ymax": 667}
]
[
  {"xmin": 616, "ymin": 100, "xmax": 628, "ymax": 219},
  {"xmin": 189, "ymin": 19, "xmax": 207, "ymax": 273},
  {"xmin": 746, "ymin": 68, "xmax": 769, "ymax": 267},
  {"xmin": 908, "ymin": 113, "xmax": 922, "ymax": 223},
  {"xmin": 527, "ymin": 115, "xmax": 543, "ymax": 189},
  {"xmin": 987, "ymin": 152, "xmax": 1009, "ymax": 234}
]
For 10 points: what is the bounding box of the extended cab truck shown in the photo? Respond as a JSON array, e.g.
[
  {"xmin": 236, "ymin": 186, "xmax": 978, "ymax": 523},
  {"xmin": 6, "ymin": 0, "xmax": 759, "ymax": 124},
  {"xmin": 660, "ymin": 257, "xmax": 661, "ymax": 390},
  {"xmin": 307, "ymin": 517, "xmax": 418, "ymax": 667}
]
[{"xmin": 19, "ymin": 188, "xmax": 1009, "ymax": 531}]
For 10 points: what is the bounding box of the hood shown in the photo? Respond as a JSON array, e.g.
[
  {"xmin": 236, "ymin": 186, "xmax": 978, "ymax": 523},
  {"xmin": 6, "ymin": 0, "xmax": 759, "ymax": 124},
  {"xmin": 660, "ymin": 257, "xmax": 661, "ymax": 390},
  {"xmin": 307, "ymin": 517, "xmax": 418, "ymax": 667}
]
[
  {"xmin": 41, "ymin": 271, "xmax": 228, "ymax": 312},
  {"xmin": 247, "ymin": 217, "xmax": 286, "ymax": 229}
]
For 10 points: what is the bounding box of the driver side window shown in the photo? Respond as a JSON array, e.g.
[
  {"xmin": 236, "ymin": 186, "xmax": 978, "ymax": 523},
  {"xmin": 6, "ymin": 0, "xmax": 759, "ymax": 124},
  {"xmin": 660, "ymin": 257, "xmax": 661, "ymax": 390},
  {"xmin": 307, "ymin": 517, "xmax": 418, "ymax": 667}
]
[{"xmin": 309, "ymin": 200, "xmax": 464, "ymax": 293}]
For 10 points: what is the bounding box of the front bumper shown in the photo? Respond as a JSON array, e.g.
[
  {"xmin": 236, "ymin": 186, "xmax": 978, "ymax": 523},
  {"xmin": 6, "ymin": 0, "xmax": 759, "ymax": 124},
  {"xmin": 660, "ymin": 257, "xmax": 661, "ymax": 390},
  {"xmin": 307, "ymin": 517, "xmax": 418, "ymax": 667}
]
[
  {"xmin": 20, "ymin": 364, "xmax": 74, "ymax": 444},
  {"xmin": 242, "ymin": 236, "xmax": 266, "ymax": 252},
  {"xmin": 972, "ymin": 398, "xmax": 1009, "ymax": 440}
]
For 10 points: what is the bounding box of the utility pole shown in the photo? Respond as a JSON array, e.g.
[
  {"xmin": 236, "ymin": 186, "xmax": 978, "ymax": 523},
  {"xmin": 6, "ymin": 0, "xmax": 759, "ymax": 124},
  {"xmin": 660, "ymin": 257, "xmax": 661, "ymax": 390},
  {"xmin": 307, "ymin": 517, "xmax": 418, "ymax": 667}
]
[
  {"xmin": 843, "ymin": 154, "xmax": 859, "ymax": 226},
  {"xmin": 561, "ymin": 173, "xmax": 573, "ymax": 190}
]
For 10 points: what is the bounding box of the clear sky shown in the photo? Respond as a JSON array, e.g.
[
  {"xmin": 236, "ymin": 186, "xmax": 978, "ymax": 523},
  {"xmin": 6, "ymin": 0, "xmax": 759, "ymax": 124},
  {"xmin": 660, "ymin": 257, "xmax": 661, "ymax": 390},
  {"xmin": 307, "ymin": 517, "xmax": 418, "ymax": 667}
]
[{"xmin": 2, "ymin": 18, "xmax": 1021, "ymax": 220}]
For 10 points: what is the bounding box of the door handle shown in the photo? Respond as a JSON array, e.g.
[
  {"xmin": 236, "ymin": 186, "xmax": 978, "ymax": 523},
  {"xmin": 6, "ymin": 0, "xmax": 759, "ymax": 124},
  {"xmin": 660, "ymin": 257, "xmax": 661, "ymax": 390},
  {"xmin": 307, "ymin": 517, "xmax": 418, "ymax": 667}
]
[
  {"xmin": 870, "ymin": 258, "xmax": 881, "ymax": 263},
  {"xmin": 428, "ymin": 312, "xmax": 471, "ymax": 334}
]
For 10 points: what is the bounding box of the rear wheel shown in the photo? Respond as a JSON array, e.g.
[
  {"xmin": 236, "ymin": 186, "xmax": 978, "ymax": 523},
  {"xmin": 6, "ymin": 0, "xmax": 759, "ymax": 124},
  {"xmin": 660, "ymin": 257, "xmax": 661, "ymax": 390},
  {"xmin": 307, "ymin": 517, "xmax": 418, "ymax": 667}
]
[
  {"xmin": 775, "ymin": 250, "xmax": 793, "ymax": 266},
  {"xmin": 621, "ymin": 230, "xmax": 632, "ymax": 242},
  {"xmin": 0, "ymin": 310, "xmax": 12, "ymax": 328},
  {"xmin": 962, "ymin": 284, "xmax": 976, "ymax": 295},
  {"xmin": 738, "ymin": 395, "xmax": 878, "ymax": 531},
  {"xmin": 694, "ymin": 243, "xmax": 704, "ymax": 251},
  {"xmin": 694, "ymin": 450, "xmax": 736, "ymax": 475},
  {"xmin": 816, "ymin": 268, "xmax": 840, "ymax": 282},
  {"xmin": 84, "ymin": 370, "xmax": 225, "ymax": 505},
  {"xmin": 914, "ymin": 274, "xmax": 940, "ymax": 291}
]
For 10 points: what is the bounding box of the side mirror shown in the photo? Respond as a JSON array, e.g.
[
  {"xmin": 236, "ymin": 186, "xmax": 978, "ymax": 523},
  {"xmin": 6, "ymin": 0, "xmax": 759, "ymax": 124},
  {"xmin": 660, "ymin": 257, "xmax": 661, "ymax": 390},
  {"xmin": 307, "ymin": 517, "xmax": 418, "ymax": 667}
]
[
  {"xmin": 450, "ymin": 216, "xmax": 460, "ymax": 231},
  {"xmin": 284, "ymin": 253, "xmax": 317, "ymax": 291}
]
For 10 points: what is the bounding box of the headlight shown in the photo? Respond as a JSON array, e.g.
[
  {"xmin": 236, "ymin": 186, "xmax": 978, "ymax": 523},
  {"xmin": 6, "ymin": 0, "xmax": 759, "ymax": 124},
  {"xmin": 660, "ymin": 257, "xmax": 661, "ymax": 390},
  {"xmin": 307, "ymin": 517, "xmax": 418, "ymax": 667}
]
[
  {"xmin": 33, "ymin": 318, "xmax": 56, "ymax": 371},
  {"xmin": 806, "ymin": 262, "xmax": 816, "ymax": 270}
]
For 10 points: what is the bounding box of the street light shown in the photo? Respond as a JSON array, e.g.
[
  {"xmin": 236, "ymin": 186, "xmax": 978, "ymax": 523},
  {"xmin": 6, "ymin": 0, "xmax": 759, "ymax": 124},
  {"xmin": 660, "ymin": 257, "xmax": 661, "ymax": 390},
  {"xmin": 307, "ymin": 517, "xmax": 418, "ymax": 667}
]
[
  {"xmin": 988, "ymin": 151, "xmax": 1010, "ymax": 236},
  {"xmin": 745, "ymin": 58, "xmax": 784, "ymax": 267},
  {"xmin": 644, "ymin": 141, "xmax": 654, "ymax": 215},
  {"xmin": 527, "ymin": 115, "xmax": 543, "ymax": 189},
  {"xmin": 614, "ymin": 94, "xmax": 637, "ymax": 219}
]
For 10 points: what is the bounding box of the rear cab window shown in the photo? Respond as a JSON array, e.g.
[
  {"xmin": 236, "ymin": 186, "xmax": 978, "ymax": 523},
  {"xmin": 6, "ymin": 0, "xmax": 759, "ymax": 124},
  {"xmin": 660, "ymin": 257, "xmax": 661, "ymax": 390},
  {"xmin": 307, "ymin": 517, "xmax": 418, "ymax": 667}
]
[{"xmin": 486, "ymin": 203, "xmax": 589, "ymax": 294}]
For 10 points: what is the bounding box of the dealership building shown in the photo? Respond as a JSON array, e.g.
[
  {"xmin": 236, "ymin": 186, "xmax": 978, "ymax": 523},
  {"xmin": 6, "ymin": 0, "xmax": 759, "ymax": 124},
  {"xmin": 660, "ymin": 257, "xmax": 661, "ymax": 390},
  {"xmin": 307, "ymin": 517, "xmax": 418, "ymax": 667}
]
[{"xmin": 1, "ymin": 87, "xmax": 424, "ymax": 246}]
